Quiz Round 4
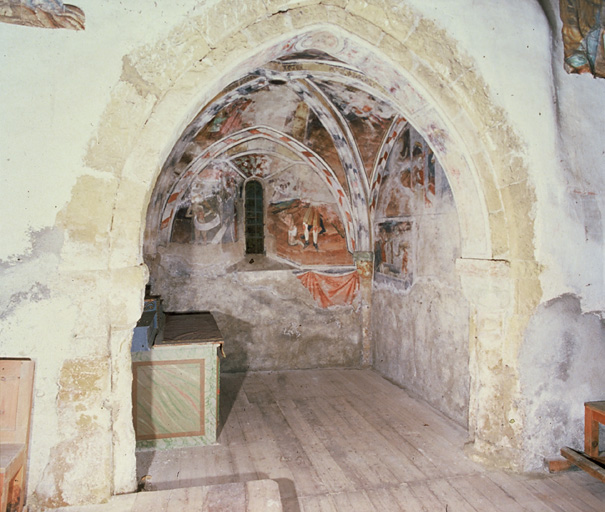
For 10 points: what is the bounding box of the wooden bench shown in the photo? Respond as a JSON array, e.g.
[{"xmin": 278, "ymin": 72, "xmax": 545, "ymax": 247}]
[{"xmin": 0, "ymin": 359, "xmax": 35, "ymax": 512}]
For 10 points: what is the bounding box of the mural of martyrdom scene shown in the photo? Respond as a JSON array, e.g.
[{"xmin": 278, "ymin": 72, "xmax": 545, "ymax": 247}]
[
  {"xmin": 266, "ymin": 165, "xmax": 353, "ymax": 266},
  {"xmin": 170, "ymin": 165, "xmax": 241, "ymax": 244},
  {"xmin": 560, "ymin": 0, "xmax": 605, "ymax": 78},
  {"xmin": 374, "ymin": 124, "xmax": 450, "ymax": 288}
]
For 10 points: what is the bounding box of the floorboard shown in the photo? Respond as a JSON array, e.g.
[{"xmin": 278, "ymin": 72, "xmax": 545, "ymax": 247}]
[{"xmin": 121, "ymin": 369, "xmax": 605, "ymax": 511}]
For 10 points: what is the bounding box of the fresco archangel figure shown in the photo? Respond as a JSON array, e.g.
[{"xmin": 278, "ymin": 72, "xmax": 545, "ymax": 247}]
[
  {"xmin": 0, "ymin": 0, "xmax": 84, "ymax": 30},
  {"xmin": 560, "ymin": 0, "xmax": 605, "ymax": 78}
]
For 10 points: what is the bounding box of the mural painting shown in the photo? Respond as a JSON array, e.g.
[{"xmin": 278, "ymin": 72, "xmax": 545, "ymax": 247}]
[
  {"xmin": 264, "ymin": 162, "xmax": 353, "ymax": 266},
  {"xmin": 170, "ymin": 167, "xmax": 240, "ymax": 244},
  {"xmin": 268, "ymin": 199, "xmax": 352, "ymax": 266},
  {"xmin": 0, "ymin": 0, "xmax": 85, "ymax": 30},
  {"xmin": 560, "ymin": 0, "xmax": 605, "ymax": 78},
  {"xmin": 374, "ymin": 220, "xmax": 413, "ymax": 287},
  {"xmin": 373, "ymin": 125, "xmax": 449, "ymax": 288},
  {"xmin": 296, "ymin": 270, "xmax": 360, "ymax": 308},
  {"xmin": 154, "ymin": 47, "xmax": 449, "ymax": 284},
  {"xmin": 314, "ymin": 80, "xmax": 396, "ymax": 178}
]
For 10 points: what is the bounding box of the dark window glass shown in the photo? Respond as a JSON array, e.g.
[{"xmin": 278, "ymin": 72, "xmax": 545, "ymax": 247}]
[{"xmin": 245, "ymin": 180, "xmax": 264, "ymax": 254}]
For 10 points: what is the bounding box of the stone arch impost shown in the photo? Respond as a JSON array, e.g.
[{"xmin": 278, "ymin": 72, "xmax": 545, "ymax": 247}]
[{"xmin": 456, "ymin": 257, "xmax": 527, "ymax": 470}]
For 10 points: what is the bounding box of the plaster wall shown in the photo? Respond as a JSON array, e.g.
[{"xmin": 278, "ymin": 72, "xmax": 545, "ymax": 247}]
[
  {"xmin": 370, "ymin": 127, "xmax": 469, "ymax": 427},
  {"xmin": 522, "ymin": 0, "xmax": 605, "ymax": 471},
  {"xmin": 0, "ymin": 0, "xmax": 603, "ymax": 508},
  {"xmin": 0, "ymin": 3, "xmax": 195, "ymax": 507},
  {"xmin": 149, "ymin": 252, "xmax": 362, "ymax": 372},
  {"xmin": 372, "ymin": 206, "xmax": 469, "ymax": 427},
  {"xmin": 520, "ymin": 294, "xmax": 605, "ymax": 470},
  {"xmin": 535, "ymin": 0, "xmax": 605, "ymax": 313}
]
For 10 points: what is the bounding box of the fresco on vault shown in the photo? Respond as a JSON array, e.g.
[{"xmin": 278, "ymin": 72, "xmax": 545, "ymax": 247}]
[
  {"xmin": 314, "ymin": 80, "xmax": 396, "ymax": 177},
  {"xmin": 170, "ymin": 167, "xmax": 241, "ymax": 245},
  {"xmin": 232, "ymin": 154, "xmax": 271, "ymax": 177},
  {"xmin": 375, "ymin": 129, "xmax": 439, "ymax": 220},
  {"xmin": 373, "ymin": 125, "xmax": 451, "ymax": 287}
]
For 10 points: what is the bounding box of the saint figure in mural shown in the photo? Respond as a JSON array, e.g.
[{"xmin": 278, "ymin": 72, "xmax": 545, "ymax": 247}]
[
  {"xmin": 374, "ymin": 220, "xmax": 413, "ymax": 287},
  {"xmin": 412, "ymin": 142, "xmax": 425, "ymax": 189},
  {"xmin": 268, "ymin": 198, "xmax": 352, "ymax": 266},
  {"xmin": 302, "ymin": 206, "xmax": 326, "ymax": 250},
  {"xmin": 186, "ymin": 199, "xmax": 220, "ymax": 243},
  {"xmin": 285, "ymin": 214, "xmax": 304, "ymax": 247},
  {"xmin": 176, "ymin": 172, "xmax": 238, "ymax": 244}
]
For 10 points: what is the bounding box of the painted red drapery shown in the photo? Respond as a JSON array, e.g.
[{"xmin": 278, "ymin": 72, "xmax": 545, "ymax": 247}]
[{"xmin": 296, "ymin": 270, "xmax": 360, "ymax": 308}]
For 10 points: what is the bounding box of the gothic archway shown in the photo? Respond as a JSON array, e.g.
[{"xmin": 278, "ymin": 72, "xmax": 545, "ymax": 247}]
[{"xmin": 79, "ymin": 4, "xmax": 540, "ymax": 494}]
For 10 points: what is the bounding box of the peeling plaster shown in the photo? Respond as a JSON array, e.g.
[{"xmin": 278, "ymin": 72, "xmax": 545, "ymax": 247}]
[{"xmin": 0, "ymin": 227, "xmax": 62, "ymax": 321}]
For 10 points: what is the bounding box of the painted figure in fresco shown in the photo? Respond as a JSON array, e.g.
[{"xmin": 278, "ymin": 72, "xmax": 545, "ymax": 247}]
[
  {"xmin": 301, "ymin": 206, "xmax": 326, "ymax": 251},
  {"xmin": 184, "ymin": 174, "xmax": 237, "ymax": 244},
  {"xmin": 412, "ymin": 142, "xmax": 425, "ymax": 189},
  {"xmin": 375, "ymin": 221, "xmax": 412, "ymax": 281},
  {"xmin": 186, "ymin": 199, "xmax": 220, "ymax": 243},
  {"xmin": 394, "ymin": 223, "xmax": 411, "ymax": 276},
  {"xmin": 560, "ymin": 0, "xmax": 605, "ymax": 78},
  {"xmin": 285, "ymin": 214, "xmax": 304, "ymax": 247},
  {"xmin": 301, "ymin": 206, "xmax": 326, "ymax": 250}
]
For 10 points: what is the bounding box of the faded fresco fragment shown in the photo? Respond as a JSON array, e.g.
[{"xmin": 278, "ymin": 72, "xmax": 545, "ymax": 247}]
[
  {"xmin": 375, "ymin": 220, "xmax": 413, "ymax": 287},
  {"xmin": 315, "ymin": 80, "xmax": 396, "ymax": 178},
  {"xmin": 373, "ymin": 125, "xmax": 451, "ymax": 288},
  {"xmin": 171, "ymin": 167, "xmax": 240, "ymax": 244},
  {"xmin": 0, "ymin": 0, "xmax": 84, "ymax": 30},
  {"xmin": 560, "ymin": 0, "xmax": 605, "ymax": 78}
]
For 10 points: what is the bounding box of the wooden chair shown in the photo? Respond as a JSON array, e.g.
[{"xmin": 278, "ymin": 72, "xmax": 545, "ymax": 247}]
[{"xmin": 0, "ymin": 359, "xmax": 35, "ymax": 512}]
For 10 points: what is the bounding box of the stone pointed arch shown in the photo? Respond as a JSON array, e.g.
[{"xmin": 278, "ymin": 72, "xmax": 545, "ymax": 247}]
[{"xmin": 72, "ymin": 2, "xmax": 542, "ymax": 499}]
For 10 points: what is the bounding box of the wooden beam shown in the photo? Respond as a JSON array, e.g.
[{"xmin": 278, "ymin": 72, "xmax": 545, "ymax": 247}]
[
  {"xmin": 560, "ymin": 446, "xmax": 605, "ymax": 483},
  {"xmin": 545, "ymin": 457, "xmax": 574, "ymax": 473}
]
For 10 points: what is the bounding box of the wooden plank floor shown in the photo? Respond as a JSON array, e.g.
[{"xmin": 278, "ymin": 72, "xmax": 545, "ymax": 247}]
[{"xmin": 132, "ymin": 369, "xmax": 604, "ymax": 512}]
